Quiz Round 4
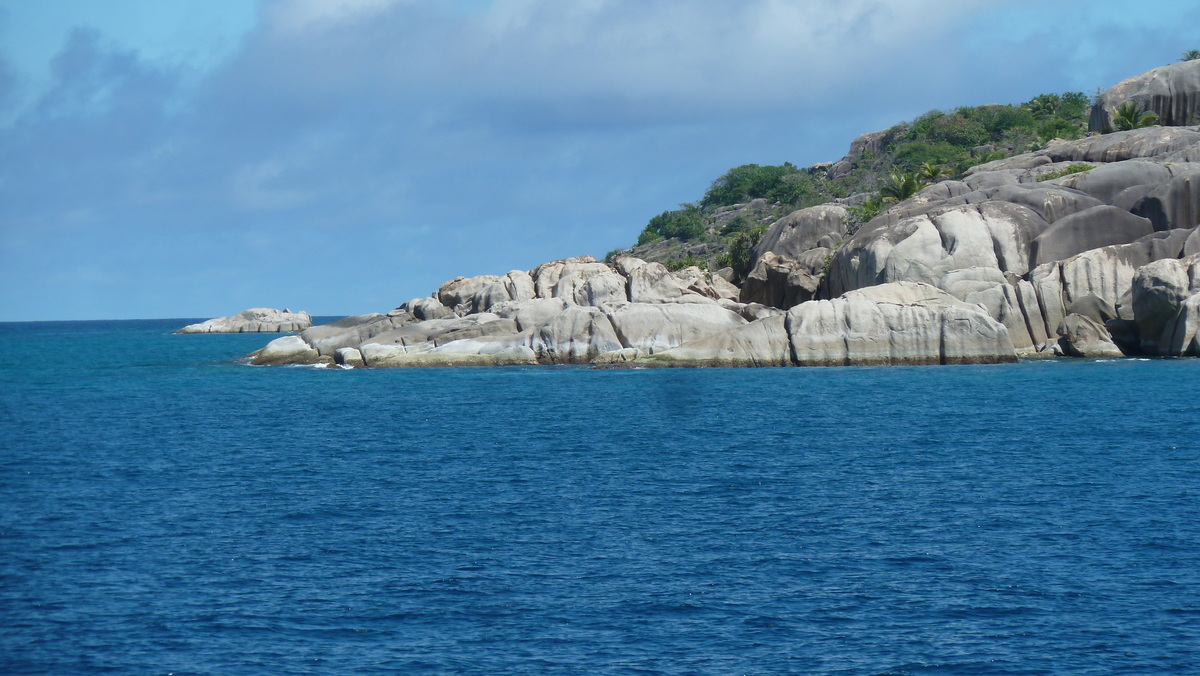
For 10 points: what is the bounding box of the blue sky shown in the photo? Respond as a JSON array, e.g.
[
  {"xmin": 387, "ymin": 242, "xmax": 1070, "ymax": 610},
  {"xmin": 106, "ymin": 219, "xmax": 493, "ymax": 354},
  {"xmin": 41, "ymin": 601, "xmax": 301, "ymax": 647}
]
[{"xmin": 1, "ymin": 0, "xmax": 1197, "ymax": 320}]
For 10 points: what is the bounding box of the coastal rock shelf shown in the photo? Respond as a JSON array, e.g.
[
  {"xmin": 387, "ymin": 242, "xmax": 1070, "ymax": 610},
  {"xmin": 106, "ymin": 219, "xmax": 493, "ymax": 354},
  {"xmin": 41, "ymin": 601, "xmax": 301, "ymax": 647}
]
[{"xmin": 251, "ymin": 62, "xmax": 1200, "ymax": 368}]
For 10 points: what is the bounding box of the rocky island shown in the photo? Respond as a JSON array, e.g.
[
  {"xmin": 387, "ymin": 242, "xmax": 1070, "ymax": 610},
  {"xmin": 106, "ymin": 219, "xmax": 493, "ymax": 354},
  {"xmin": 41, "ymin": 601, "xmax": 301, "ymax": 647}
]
[
  {"xmin": 250, "ymin": 60, "xmax": 1200, "ymax": 368},
  {"xmin": 178, "ymin": 308, "xmax": 312, "ymax": 334}
]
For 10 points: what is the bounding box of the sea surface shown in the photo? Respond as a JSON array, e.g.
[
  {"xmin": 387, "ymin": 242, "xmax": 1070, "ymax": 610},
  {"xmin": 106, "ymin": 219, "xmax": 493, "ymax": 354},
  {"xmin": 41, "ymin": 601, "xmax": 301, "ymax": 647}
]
[{"xmin": 2, "ymin": 319, "xmax": 1199, "ymax": 675}]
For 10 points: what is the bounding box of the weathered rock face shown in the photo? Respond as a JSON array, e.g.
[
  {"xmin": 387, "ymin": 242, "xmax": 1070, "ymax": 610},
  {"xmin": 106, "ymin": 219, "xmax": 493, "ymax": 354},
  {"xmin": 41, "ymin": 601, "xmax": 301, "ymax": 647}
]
[
  {"xmin": 829, "ymin": 129, "xmax": 897, "ymax": 179},
  {"xmin": 531, "ymin": 256, "xmax": 627, "ymax": 306},
  {"xmin": 1132, "ymin": 171, "xmax": 1200, "ymax": 233},
  {"xmin": 1132, "ymin": 253, "xmax": 1200, "ymax": 355},
  {"xmin": 601, "ymin": 301, "xmax": 747, "ymax": 354},
  {"xmin": 177, "ymin": 308, "xmax": 312, "ymax": 334},
  {"xmin": 1031, "ymin": 206, "xmax": 1155, "ymax": 265},
  {"xmin": 1089, "ymin": 59, "xmax": 1200, "ymax": 132},
  {"xmin": 648, "ymin": 315, "xmax": 792, "ymax": 367},
  {"xmin": 786, "ymin": 282, "xmax": 1017, "ymax": 366},
  {"xmin": 753, "ymin": 204, "xmax": 849, "ymax": 261},
  {"xmin": 740, "ymin": 249, "xmax": 830, "ymax": 309},
  {"xmin": 252, "ymin": 335, "xmax": 324, "ymax": 366},
  {"xmin": 1055, "ymin": 314, "xmax": 1124, "ymax": 358}
]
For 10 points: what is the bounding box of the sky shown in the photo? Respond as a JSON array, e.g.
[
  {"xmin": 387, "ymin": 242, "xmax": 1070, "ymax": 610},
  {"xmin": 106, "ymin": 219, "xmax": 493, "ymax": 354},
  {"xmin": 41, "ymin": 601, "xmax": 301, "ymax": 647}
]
[{"xmin": 1, "ymin": 0, "xmax": 1197, "ymax": 321}]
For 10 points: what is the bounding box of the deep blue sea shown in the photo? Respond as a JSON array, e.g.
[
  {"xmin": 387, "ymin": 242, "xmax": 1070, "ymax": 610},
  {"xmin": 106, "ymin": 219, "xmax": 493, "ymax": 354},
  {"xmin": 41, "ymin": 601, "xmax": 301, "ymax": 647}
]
[{"xmin": 2, "ymin": 319, "xmax": 1199, "ymax": 674}]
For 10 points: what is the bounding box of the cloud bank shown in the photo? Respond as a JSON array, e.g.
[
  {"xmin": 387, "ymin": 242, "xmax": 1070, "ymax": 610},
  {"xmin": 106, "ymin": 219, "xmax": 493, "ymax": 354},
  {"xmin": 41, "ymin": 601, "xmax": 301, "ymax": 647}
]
[{"xmin": 1, "ymin": 0, "xmax": 1197, "ymax": 319}]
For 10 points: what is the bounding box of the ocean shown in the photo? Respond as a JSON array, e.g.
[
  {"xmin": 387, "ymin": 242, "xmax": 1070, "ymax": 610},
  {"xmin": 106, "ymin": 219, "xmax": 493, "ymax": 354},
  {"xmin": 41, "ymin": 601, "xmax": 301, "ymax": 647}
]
[{"xmin": 2, "ymin": 319, "xmax": 1199, "ymax": 674}]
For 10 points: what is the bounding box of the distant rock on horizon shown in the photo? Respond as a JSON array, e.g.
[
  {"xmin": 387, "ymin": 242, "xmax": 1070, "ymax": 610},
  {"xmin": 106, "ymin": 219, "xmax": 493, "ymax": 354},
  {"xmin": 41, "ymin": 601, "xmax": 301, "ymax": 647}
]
[{"xmin": 177, "ymin": 308, "xmax": 312, "ymax": 334}]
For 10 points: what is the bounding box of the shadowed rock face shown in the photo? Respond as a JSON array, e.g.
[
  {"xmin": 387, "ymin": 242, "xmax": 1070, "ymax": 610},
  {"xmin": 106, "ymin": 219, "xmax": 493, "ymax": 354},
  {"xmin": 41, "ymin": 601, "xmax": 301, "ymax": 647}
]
[
  {"xmin": 177, "ymin": 308, "xmax": 311, "ymax": 334},
  {"xmin": 1089, "ymin": 60, "xmax": 1200, "ymax": 131},
  {"xmin": 1132, "ymin": 253, "xmax": 1200, "ymax": 356}
]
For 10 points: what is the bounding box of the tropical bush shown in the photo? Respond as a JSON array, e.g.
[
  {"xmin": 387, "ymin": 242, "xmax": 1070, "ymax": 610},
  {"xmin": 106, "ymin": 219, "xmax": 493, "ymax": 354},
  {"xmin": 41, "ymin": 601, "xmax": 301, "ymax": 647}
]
[
  {"xmin": 880, "ymin": 172, "xmax": 923, "ymax": 202},
  {"xmin": 1110, "ymin": 101, "xmax": 1158, "ymax": 132},
  {"xmin": 637, "ymin": 205, "xmax": 706, "ymax": 244},
  {"xmin": 1036, "ymin": 164, "xmax": 1095, "ymax": 182}
]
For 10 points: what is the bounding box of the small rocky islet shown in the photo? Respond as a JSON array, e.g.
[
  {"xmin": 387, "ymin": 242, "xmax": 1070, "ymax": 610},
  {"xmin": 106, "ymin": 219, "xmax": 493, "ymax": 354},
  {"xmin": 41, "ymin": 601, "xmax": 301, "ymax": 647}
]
[{"xmin": 246, "ymin": 60, "xmax": 1200, "ymax": 368}]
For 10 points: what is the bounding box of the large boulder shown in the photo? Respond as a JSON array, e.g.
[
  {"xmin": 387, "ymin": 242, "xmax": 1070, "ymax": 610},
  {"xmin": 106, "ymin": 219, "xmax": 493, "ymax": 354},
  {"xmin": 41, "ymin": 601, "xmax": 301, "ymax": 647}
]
[
  {"xmin": 826, "ymin": 202, "xmax": 1049, "ymax": 297},
  {"xmin": 1088, "ymin": 60, "xmax": 1200, "ymax": 132},
  {"xmin": 740, "ymin": 249, "xmax": 830, "ymax": 309},
  {"xmin": 786, "ymin": 282, "xmax": 1017, "ymax": 366},
  {"xmin": 1054, "ymin": 161, "xmax": 1171, "ymax": 204},
  {"xmin": 646, "ymin": 315, "xmax": 792, "ymax": 367},
  {"xmin": 530, "ymin": 256, "xmax": 627, "ymax": 306},
  {"xmin": 530, "ymin": 305, "xmax": 624, "ymax": 364},
  {"xmin": 250, "ymin": 335, "xmax": 325, "ymax": 366},
  {"xmin": 436, "ymin": 270, "xmax": 535, "ymax": 314},
  {"xmin": 1055, "ymin": 314, "xmax": 1124, "ymax": 358},
  {"xmin": 1030, "ymin": 205, "xmax": 1155, "ymax": 265},
  {"xmin": 1131, "ymin": 253, "xmax": 1200, "ymax": 355},
  {"xmin": 752, "ymin": 204, "xmax": 849, "ymax": 261},
  {"xmin": 177, "ymin": 308, "xmax": 312, "ymax": 334},
  {"xmin": 600, "ymin": 301, "xmax": 748, "ymax": 354},
  {"xmin": 1131, "ymin": 170, "xmax": 1200, "ymax": 232}
]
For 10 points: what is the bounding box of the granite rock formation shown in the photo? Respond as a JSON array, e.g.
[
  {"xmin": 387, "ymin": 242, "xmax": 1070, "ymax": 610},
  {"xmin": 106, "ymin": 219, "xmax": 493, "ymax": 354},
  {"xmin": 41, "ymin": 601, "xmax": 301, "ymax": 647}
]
[{"xmin": 177, "ymin": 308, "xmax": 311, "ymax": 334}]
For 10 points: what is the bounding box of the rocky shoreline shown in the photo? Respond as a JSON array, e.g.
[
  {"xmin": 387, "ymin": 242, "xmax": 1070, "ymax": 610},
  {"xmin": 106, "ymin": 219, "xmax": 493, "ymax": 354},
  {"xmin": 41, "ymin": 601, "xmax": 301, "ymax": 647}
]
[{"xmin": 249, "ymin": 62, "xmax": 1200, "ymax": 368}]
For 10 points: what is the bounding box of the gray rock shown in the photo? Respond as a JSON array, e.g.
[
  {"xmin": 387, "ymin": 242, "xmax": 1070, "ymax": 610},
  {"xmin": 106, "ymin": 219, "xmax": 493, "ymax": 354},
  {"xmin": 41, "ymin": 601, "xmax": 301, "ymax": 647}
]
[
  {"xmin": 300, "ymin": 313, "xmax": 406, "ymax": 356},
  {"xmin": 600, "ymin": 301, "xmax": 748, "ymax": 354},
  {"xmin": 647, "ymin": 315, "xmax": 792, "ymax": 367},
  {"xmin": 1131, "ymin": 170, "xmax": 1200, "ymax": 232},
  {"xmin": 401, "ymin": 297, "xmax": 453, "ymax": 321},
  {"xmin": 251, "ymin": 335, "xmax": 324, "ymax": 366},
  {"xmin": 1089, "ymin": 60, "xmax": 1200, "ymax": 131},
  {"xmin": 1055, "ymin": 161, "xmax": 1171, "ymax": 204},
  {"xmin": 1044, "ymin": 126, "xmax": 1200, "ymax": 163},
  {"xmin": 741, "ymin": 249, "xmax": 830, "ymax": 309},
  {"xmin": 786, "ymin": 282, "xmax": 1017, "ymax": 366},
  {"xmin": 752, "ymin": 204, "xmax": 849, "ymax": 262},
  {"xmin": 530, "ymin": 305, "xmax": 623, "ymax": 364},
  {"xmin": 1030, "ymin": 206, "xmax": 1155, "ymax": 265},
  {"xmin": 614, "ymin": 257, "xmax": 689, "ymax": 303},
  {"xmin": 531, "ymin": 256, "xmax": 627, "ymax": 306},
  {"xmin": 1131, "ymin": 253, "xmax": 1200, "ymax": 355},
  {"xmin": 177, "ymin": 308, "xmax": 312, "ymax": 334},
  {"xmin": 1056, "ymin": 314, "xmax": 1124, "ymax": 358},
  {"xmin": 829, "ymin": 129, "xmax": 896, "ymax": 179},
  {"xmin": 334, "ymin": 347, "xmax": 366, "ymax": 368},
  {"xmin": 826, "ymin": 202, "xmax": 1049, "ymax": 297}
]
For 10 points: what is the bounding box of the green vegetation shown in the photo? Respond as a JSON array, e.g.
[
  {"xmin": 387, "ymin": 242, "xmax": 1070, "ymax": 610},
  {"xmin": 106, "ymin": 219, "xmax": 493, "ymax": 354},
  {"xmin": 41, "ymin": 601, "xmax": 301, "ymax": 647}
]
[
  {"xmin": 664, "ymin": 256, "xmax": 701, "ymax": 271},
  {"xmin": 1181, "ymin": 50, "xmax": 1200, "ymax": 62},
  {"xmin": 1109, "ymin": 101, "xmax": 1158, "ymax": 132},
  {"xmin": 700, "ymin": 163, "xmax": 817, "ymax": 209},
  {"xmin": 619, "ymin": 89, "xmax": 1093, "ymax": 274},
  {"xmin": 918, "ymin": 161, "xmax": 950, "ymax": 183},
  {"xmin": 1036, "ymin": 163, "xmax": 1095, "ymax": 182},
  {"xmin": 636, "ymin": 205, "xmax": 705, "ymax": 245},
  {"xmin": 717, "ymin": 223, "xmax": 770, "ymax": 278},
  {"xmin": 880, "ymin": 171, "xmax": 923, "ymax": 202}
]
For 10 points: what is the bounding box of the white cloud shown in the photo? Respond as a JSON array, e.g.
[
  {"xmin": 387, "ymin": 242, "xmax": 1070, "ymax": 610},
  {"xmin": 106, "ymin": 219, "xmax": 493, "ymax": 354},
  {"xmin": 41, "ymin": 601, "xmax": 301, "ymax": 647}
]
[{"xmin": 264, "ymin": 0, "xmax": 410, "ymax": 35}]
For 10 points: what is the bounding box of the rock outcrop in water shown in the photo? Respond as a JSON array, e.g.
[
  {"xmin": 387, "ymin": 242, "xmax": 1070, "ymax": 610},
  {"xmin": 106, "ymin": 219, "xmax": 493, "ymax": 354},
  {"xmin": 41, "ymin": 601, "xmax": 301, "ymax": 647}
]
[
  {"xmin": 178, "ymin": 308, "xmax": 311, "ymax": 334},
  {"xmin": 250, "ymin": 62, "xmax": 1200, "ymax": 367}
]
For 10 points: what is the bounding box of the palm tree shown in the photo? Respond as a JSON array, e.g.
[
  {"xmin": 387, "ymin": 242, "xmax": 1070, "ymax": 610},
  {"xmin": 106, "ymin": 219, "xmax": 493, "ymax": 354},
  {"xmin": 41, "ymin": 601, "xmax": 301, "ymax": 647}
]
[
  {"xmin": 918, "ymin": 162, "xmax": 950, "ymax": 183},
  {"xmin": 1180, "ymin": 50, "xmax": 1200, "ymax": 62},
  {"xmin": 1110, "ymin": 101, "xmax": 1159, "ymax": 131},
  {"xmin": 880, "ymin": 172, "xmax": 922, "ymax": 202}
]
